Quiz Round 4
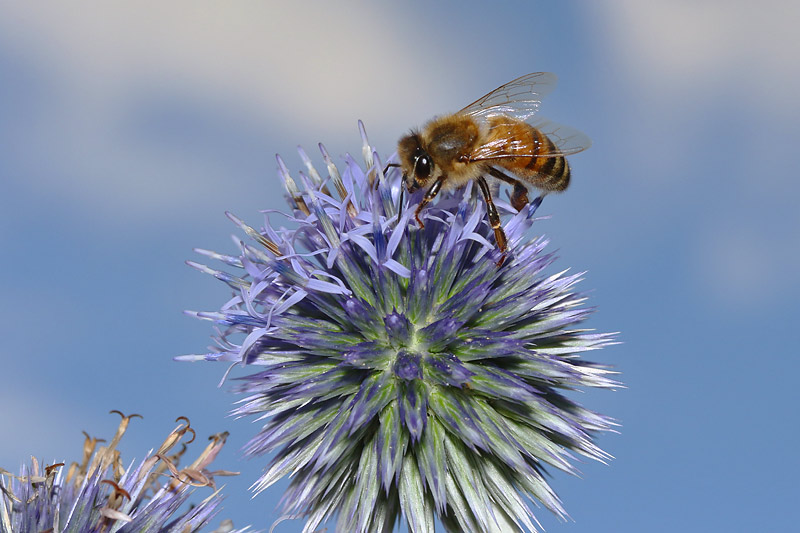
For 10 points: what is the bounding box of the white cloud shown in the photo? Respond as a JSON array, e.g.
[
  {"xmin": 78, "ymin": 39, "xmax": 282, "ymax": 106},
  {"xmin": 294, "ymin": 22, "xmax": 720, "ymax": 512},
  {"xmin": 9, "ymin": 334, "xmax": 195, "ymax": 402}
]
[
  {"xmin": 1, "ymin": 1, "xmax": 429, "ymax": 127},
  {"xmin": 0, "ymin": 2, "xmax": 457, "ymax": 218},
  {"xmin": 599, "ymin": 1, "xmax": 800, "ymax": 114},
  {"xmin": 591, "ymin": 2, "xmax": 800, "ymax": 306}
]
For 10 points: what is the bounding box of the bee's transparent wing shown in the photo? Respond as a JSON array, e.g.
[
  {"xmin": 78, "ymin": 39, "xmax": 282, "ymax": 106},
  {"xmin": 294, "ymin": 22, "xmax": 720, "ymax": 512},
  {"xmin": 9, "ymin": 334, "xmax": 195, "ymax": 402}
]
[
  {"xmin": 459, "ymin": 72, "xmax": 558, "ymax": 121},
  {"xmin": 528, "ymin": 117, "xmax": 592, "ymax": 156},
  {"xmin": 468, "ymin": 117, "xmax": 592, "ymax": 162}
]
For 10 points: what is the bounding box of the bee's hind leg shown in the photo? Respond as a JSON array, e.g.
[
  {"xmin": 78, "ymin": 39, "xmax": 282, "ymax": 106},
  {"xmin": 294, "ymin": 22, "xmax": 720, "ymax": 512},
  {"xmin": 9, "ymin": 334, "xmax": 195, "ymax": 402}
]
[
  {"xmin": 476, "ymin": 176, "xmax": 508, "ymax": 265},
  {"xmin": 488, "ymin": 167, "xmax": 529, "ymax": 212}
]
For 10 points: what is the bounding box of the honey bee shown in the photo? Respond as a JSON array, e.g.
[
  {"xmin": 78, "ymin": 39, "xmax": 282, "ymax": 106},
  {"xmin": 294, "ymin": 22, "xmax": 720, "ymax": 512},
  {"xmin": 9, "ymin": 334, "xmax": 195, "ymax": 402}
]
[{"xmin": 388, "ymin": 72, "xmax": 590, "ymax": 259}]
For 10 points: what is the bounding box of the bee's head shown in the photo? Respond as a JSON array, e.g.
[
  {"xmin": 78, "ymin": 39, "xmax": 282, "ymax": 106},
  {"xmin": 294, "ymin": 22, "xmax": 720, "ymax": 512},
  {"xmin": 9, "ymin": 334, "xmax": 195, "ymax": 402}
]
[{"xmin": 397, "ymin": 132, "xmax": 433, "ymax": 192}]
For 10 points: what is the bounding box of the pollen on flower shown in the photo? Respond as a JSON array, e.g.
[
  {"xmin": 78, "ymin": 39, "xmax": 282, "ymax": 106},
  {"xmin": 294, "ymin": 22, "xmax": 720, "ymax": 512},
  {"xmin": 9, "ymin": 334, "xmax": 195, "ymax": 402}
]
[
  {"xmin": 0, "ymin": 411, "xmax": 251, "ymax": 533},
  {"xmin": 184, "ymin": 121, "xmax": 620, "ymax": 533}
]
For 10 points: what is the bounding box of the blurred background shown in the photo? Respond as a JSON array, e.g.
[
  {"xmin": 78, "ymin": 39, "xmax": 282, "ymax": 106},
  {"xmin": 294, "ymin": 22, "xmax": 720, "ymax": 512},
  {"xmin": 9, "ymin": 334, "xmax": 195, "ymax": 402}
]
[{"xmin": 1, "ymin": 1, "xmax": 797, "ymax": 531}]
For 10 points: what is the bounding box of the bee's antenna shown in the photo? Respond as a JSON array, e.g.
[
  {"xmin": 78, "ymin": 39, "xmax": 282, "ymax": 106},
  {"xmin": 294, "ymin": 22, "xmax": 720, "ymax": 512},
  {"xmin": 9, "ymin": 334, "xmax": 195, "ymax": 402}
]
[
  {"xmin": 375, "ymin": 163, "xmax": 401, "ymax": 191},
  {"xmin": 383, "ymin": 162, "xmax": 405, "ymax": 218}
]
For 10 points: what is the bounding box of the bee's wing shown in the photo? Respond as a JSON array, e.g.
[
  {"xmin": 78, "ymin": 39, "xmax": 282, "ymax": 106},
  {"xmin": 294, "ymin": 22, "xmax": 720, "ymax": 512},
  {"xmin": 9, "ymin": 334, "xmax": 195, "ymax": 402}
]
[
  {"xmin": 468, "ymin": 117, "xmax": 592, "ymax": 162},
  {"xmin": 529, "ymin": 117, "xmax": 592, "ymax": 156},
  {"xmin": 459, "ymin": 72, "xmax": 557, "ymax": 121}
]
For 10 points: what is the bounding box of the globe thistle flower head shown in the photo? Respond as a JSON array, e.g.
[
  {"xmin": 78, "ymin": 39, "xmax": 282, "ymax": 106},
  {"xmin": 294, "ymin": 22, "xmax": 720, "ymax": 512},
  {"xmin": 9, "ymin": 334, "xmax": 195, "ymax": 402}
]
[
  {"xmin": 184, "ymin": 122, "xmax": 619, "ymax": 532},
  {"xmin": 0, "ymin": 411, "xmax": 249, "ymax": 533}
]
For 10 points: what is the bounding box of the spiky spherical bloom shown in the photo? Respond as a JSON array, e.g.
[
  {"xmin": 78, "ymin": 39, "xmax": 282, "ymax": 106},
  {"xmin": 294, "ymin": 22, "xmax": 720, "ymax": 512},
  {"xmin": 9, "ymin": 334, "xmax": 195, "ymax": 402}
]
[
  {"xmin": 0, "ymin": 411, "xmax": 251, "ymax": 533},
  {"xmin": 183, "ymin": 122, "xmax": 619, "ymax": 532}
]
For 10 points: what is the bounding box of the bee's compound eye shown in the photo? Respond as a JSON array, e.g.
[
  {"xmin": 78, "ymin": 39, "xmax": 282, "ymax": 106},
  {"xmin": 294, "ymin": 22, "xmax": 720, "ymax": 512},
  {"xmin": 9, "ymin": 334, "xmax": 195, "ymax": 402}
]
[{"xmin": 415, "ymin": 155, "xmax": 432, "ymax": 179}]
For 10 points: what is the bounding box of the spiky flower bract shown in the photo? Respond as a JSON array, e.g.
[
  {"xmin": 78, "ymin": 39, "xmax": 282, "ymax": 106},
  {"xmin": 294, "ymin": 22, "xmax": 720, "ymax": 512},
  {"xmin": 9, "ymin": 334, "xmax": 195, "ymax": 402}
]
[
  {"xmin": 183, "ymin": 122, "xmax": 619, "ymax": 532},
  {"xmin": 0, "ymin": 411, "xmax": 250, "ymax": 533}
]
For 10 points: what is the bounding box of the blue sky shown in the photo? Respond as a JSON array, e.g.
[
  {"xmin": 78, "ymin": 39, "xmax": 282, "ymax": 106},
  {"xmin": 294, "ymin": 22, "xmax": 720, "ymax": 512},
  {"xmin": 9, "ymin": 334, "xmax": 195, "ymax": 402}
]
[{"xmin": 1, "ymin": 1, "xmax": 798, "ymax": 531}]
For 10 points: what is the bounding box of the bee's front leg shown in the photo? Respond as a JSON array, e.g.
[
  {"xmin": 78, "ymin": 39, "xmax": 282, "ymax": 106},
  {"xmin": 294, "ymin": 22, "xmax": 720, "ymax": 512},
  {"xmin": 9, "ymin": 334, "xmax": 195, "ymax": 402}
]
[{"xmin": 414, "ymin": 176, "xmax": 445, "ymax": 229}]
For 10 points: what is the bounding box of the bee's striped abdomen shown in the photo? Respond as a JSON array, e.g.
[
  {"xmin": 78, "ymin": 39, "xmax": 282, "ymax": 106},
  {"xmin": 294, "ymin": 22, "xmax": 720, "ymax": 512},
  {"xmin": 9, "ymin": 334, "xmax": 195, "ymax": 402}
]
[{"xmin": 485, "ymin": 117, "xmax": 571, "ymax": 192}]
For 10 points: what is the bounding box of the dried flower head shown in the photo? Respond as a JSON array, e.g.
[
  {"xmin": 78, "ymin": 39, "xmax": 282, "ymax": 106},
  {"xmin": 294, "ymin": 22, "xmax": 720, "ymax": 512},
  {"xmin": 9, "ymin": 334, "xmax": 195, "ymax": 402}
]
[
  {"xmin": 183, "ymin": 122, "xmax": 619, "ymax": 532},
  {"xmin": 0, "ymin": 411, "xmax": 249, "ymax": 533}
]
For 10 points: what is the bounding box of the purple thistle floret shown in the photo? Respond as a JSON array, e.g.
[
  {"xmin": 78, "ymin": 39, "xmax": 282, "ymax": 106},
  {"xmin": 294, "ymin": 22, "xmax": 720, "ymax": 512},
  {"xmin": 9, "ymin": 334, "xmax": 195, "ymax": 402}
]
[
  {"xmin": 0, "ymin": 412, "xmax": 250, "ymax": 533},
  {"xmin": 183, "ymin": 122, "xmax": 619, "ymax": 533}
]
